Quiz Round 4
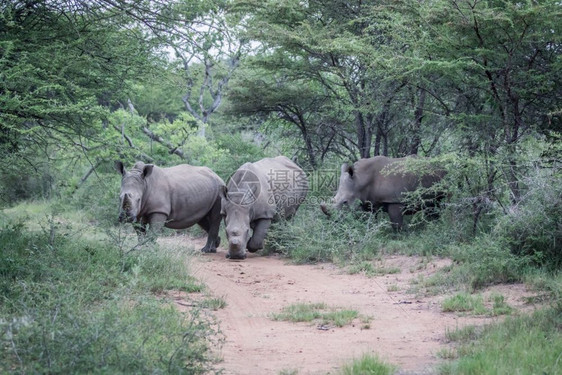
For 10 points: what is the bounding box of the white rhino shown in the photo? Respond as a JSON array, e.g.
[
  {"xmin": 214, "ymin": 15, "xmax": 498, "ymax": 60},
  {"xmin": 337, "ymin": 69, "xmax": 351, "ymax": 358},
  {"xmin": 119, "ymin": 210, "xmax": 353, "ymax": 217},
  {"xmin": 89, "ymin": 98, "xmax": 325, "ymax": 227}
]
[
  {"xmin": 321, "ymin": 156, "xmax": 446, "ymax": 230},
  {"xmin": 221, "ymin": 156, "xmax": 309, "ymax": 260},
  {"xmin": 115, "ymin": 161, "xmax": 225, "ymax": 253}
]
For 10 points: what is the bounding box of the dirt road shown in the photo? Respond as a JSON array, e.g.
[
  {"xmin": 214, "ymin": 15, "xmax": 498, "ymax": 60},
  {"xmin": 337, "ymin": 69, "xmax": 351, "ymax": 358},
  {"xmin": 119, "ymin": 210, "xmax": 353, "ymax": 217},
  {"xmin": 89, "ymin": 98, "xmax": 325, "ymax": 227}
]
[{"xmin": 166, "ymin": 236, "xmax": 536, "ymax": 375}]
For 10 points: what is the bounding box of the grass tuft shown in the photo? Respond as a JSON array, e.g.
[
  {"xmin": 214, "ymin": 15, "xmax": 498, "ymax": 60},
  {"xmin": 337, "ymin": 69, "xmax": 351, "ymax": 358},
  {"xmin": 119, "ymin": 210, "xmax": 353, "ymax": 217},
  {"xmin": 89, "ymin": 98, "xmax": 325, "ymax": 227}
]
[
  {"xmin": 442, "ymin": 293, "xmax": 513, "ymax": 316},
  {"xmin": 201, "ymin": 296, "xmax": 227, "ymax": 311},
  {"xmin": 445, "ymin": 325, "xmax": 481, "ymax": 343},
  {"xmin": 442, "ymin": 293, "xmax": 488, "ymax": 315},
  {"xmin": 271, "ymin": 302, "xmax": 363, "ymax": 328},
  {"xmin": 347, "ymin": 261, "xmax": 400, "ymax": 277},
  {"xmin": 338, "ymin": 354, "xmax": 396, "ymax": 375}
]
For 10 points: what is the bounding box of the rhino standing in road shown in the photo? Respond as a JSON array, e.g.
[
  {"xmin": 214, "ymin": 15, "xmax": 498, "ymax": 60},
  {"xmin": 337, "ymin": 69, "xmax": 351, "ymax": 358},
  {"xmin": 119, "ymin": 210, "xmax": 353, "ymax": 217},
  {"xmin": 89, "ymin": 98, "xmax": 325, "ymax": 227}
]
[
  {"xmin": 115, "ymin": 161, "xmax": 225, "ymax": 253},
  {"xmin": 321, "ymin": 156, "xmax": 446, "ymax": 230},
  {"xmin": 221, "ymin": 156, "xmax": 309, "ymax": 260}
]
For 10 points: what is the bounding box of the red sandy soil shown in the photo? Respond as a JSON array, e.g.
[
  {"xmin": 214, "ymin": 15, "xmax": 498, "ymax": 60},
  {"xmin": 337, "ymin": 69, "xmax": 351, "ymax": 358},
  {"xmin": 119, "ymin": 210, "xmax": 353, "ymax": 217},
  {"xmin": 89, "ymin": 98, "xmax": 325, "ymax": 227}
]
[{"xmin": 160, "ymin": 235, "xmax": 541, "ymax": 375}]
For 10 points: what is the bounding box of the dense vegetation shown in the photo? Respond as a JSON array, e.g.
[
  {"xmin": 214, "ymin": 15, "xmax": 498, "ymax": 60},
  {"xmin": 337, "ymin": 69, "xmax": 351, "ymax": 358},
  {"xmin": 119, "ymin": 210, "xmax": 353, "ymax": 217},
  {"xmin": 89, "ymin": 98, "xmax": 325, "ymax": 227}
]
[
  {"xmin": 0, "ymin": 202, "xmax": 220, "ymax": 374},
  {"xmin": 1, "ymin": 0, "xmax": 561, "ymax": 373}
]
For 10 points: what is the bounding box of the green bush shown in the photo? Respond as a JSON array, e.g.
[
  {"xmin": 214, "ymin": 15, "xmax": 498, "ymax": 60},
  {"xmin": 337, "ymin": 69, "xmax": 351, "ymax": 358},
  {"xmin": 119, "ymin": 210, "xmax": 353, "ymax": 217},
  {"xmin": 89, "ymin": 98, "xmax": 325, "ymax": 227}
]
[
  {"xmin": 0, "ymin": 221, "xmax": 51, "ymax": 299},
  {"xmin": 214, "ymin": 133, "xmax": 268, "ymax": 180},
  {"xmin": 69, "ymin": 167, "xmax": 121, "ymax": 225},
  {"xmin": 450, "ymin": 237, "xmax": 530, "ymax": 289},
  {"xmin": 0, "ymin": 208, "xmax": 218, "ymax": 374},
  {"xmin": 439, "ymin": 308, "xmax": 562, "ymax": 375},
  {"xmin": 494, "ymin": 171, "xmax": 562, "ymax": 270},
  {"xmin": 0, "ymin": 150, "xmax": 55, "ymax": 206},
  {"xmin": 266, "ymin": 205, "xmax": 387, "ymax": 264},
  {"xmin": 2, "ymin": 298, "xmax": 215, "ymax": 374}
]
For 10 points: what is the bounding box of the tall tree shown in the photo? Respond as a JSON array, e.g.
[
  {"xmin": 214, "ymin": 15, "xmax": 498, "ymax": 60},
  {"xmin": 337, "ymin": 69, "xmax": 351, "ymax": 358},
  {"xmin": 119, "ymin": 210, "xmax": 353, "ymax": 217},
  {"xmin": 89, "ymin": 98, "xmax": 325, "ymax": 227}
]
[
  {"xmin": 0, "ymin": 0, "xmax": 229, "ymax": 201},
  {"xmin": 226, "ymin": 53, "xmax": 352, "ymax": 168},
  {"xmin": 0, "ymin": 0, "xmax": 196, "ymax": 153},
  {"xmin": 372, "ymin": 0, "xmax": 562, "ymax": 201},
  {"xmin": 0, "ymin": 0, "xmax": 237, "ymax": 151},
  {"xmin": 230, "ymin": 0, "xmax": 416, "ymax": 163},
  {"xmin": 170, "ymin": 7, "xmax": 243, "ymax": 138}
]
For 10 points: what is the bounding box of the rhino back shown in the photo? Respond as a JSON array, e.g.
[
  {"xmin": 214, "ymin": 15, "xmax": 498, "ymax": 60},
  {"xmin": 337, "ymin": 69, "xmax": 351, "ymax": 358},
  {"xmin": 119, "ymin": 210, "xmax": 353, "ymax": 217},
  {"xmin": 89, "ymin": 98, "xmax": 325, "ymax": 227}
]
[
  {"xmin": 142, "ymin": 164, "xmax": 224, "ymax": 228},
  {"xmin": 355, "ymin": 156, "xmax": 427, "ymax": 204},
  {"xmin": 253, "ymin": 156, "xmax": 308, "ymax": 219}
]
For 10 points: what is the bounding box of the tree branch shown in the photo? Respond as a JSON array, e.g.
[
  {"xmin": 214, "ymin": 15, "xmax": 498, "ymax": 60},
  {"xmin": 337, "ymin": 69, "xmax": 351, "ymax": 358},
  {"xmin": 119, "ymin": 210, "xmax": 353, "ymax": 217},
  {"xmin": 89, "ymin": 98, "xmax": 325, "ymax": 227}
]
[{"xmin": 142, "ymin": 127, "xmax": 188, "ymax": 160}]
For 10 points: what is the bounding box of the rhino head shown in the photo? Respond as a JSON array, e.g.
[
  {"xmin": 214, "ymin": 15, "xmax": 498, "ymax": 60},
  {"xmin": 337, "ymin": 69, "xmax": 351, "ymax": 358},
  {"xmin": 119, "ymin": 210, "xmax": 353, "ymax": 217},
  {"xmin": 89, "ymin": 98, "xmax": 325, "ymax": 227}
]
[
  {"xmin": 321, "ymin": 163, "xmax": 360, "ymax": 216},
  {"xmin": 115, "ymin": 161, "xmax": 154, "ymax": 223},
  {"xmin": 220, "ymin": 183, "xmax": 258, "ymax": 260}
]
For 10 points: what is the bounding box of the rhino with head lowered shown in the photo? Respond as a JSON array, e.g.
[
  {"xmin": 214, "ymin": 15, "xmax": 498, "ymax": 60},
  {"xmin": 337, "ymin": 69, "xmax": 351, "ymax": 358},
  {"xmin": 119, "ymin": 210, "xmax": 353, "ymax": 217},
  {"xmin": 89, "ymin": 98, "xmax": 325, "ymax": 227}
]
[
  {"xmin": 115, "ymin": 161, "xmax": 225, "ymax": 253},
  {"xmin": 221, "ymin": 156, "xmax": 308, "ymax": 260},
  {"xmin": 321, "ymin": 155, "xmax": 446, "ymax": 230}
]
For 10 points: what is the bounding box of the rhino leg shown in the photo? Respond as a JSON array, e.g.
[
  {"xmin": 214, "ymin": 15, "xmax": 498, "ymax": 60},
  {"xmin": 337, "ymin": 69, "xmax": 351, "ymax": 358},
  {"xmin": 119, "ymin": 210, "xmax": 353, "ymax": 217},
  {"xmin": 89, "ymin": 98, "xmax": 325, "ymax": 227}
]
[
  {"xmin": 247, "ymin": 219, "xmax": 271, "ymax": 253},
  {"xmin": 387, "ymin": 203, "xmax": 404, "ymax": 231},
  {"xmin": 200, "ymin": 199, "xmax": 222, "ymax": 253},
  {"xmin": 148, "ymin": 213, "xmax": 167, "ymax": 234},
  {"xmin": 134, "ymin": 221, "xmax": 147, "ymax": 241},
  {"xmin": 320, "ymin": 203, "xmax": 332, "ymax": 217},
  {"xmin": 131, "ymin": 213, "xmax": 166, "ymax": 244}
]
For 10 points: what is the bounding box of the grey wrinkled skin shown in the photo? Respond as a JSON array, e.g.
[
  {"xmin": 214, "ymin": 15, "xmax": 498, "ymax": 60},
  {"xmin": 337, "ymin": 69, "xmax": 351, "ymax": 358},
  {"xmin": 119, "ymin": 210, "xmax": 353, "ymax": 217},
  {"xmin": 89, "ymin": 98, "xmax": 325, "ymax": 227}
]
[
  {"xmin": 221, "ymin": 156, "xmax": 308, "ymax": 260},
  {"xmin": 115, "ymin": 161, "xmax": 225, "ymax": 253},
  {"xmin": 321, "ymin": 156, "xmax": 445, "ymax": 230}
]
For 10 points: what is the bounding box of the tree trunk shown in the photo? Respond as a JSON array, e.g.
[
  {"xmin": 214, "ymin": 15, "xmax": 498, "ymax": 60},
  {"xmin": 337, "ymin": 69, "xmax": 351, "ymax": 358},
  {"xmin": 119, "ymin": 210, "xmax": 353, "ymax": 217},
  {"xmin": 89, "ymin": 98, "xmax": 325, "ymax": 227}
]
[
  {"xmin": 356, "ymin": 112, "xmax": 371, "ymax": 158},
  {"xmin": 506, "ymin": 153, "xmax": 521, "ymax": 203},
  {"xmin": 374, "ymin": 104, "xmax": 390, "ymax": 156},
  {"xmin": 505, "ymin": 86, "xmax": 522, "ymax": 203},
  {"xmin": 410, "ymin": 88, "xmax": 426, "ymax": 155},
  {"xmin": 298, "ymin": 123, "xmax": 317, "ymax": 169},
  {"xmin": 374, "ymin": 126, "xmax": 382, "ymax": 156}
]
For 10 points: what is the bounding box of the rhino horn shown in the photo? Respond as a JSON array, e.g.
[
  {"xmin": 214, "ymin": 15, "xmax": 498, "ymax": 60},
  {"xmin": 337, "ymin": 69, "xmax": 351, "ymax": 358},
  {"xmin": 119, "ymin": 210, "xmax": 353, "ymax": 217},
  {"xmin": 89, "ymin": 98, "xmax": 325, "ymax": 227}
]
[{"xmin": 320, "ymin": 203, "xmax": 332, "ymax": 217}]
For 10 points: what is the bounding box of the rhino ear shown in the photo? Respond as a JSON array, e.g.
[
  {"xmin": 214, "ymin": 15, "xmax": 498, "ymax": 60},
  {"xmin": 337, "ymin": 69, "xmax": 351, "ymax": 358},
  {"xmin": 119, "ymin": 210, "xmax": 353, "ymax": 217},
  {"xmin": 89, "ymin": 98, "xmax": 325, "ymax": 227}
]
[
  {"xmin": 220, "ymin": 186, "xmax": 228, "ymax": 215},
  {"xmin": 115, "ymin": 161, "xmax": 125, "ymax": 176},
  {"xmin": 143, "ymin": 164, "xmax": 154, "ymax": 178},
  {"xmin": 341, "ymin": 163, "xmax": 354, "ymax": 178},
  {"xmin": 220, "ymin": 185, "xmax": 228, "ymax": 200}
]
